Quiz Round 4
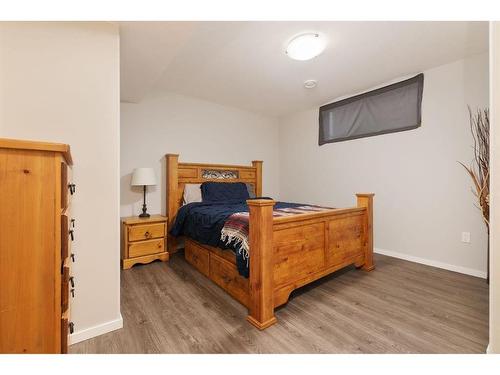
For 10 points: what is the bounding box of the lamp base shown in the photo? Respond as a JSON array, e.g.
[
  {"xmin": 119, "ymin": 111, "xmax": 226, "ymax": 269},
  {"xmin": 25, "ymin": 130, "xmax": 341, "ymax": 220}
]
[
  {"xmin": 139, "ymin": 198, "xmax": 150, "ymax": 218},
  {"xmin": 138, "ymin": 186, "xmax": 151, "ymax": 218}
]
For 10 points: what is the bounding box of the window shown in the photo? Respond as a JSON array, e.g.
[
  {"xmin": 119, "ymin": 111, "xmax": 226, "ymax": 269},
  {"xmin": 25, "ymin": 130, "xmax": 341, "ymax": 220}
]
[{"xmin": 318, "ymin": 73, "xmax": 424, "ymax": 145}]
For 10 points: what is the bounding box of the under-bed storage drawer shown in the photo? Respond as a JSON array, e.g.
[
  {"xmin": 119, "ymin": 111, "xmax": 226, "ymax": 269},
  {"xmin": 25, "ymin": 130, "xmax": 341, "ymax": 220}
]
[
  {"xmin": 185, "ymin": 241, "xmax": 210, "ymax": 277},
  {"xmin": 209, "ymin": 255, "xmax": 249, "ymax": 307},
  {"xmin": 128, "ymin": 223, "xmax": 165, "ymax": 242},
  {"xmin": 129, "ymin": 239, "xmax": 165, "ymax": 258}
]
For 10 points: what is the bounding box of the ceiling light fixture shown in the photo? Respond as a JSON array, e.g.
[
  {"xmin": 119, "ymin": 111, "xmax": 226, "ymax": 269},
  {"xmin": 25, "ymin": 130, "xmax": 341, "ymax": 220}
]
[
  {"xmin": 304, "ymin": 80, "xmax": 317, "ymax": 89},
  {"xmin": 286, "ymin": 33, "xmax": 326, "ymax": 61}
]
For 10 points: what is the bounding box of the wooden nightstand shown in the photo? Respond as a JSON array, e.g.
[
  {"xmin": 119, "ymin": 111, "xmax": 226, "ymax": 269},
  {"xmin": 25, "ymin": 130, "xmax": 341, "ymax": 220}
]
[{"xmin": 121, "ymin": 215, "xmax": 169, "ymax": 269}]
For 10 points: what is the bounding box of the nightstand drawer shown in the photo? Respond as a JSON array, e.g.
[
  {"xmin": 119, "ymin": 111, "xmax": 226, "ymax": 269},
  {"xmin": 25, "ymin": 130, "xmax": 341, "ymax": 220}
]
[
  {"xmin": 129, "ymin": 238, "xmax": 165, "ymax": 258},
  {"xmin": 128, "ymin": 223, "xmax": 165, "ymax": 242},
  {"xmin": 122, "ymin": 215, "xmax": 168, "ymax": 269}
]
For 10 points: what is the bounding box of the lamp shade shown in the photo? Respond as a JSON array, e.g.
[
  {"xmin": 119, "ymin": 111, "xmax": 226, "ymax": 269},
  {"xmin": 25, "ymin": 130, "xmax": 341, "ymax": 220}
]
[{"xmin": 131, "ymin": 168, "xmax": 156, "ymax": 186}]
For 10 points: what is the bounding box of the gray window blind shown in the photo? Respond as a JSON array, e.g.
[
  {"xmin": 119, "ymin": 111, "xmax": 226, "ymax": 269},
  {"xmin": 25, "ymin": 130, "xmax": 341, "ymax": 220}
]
[{"xmin": 319, "ymin": 73, "xmax": 424, "ymax": 145}]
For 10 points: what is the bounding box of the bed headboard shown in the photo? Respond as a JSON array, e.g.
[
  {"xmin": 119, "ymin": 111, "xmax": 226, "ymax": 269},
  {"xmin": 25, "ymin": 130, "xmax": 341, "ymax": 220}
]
[{"xmin": 165, "ymin": 154, "xmax": 262, "ymax": 237}]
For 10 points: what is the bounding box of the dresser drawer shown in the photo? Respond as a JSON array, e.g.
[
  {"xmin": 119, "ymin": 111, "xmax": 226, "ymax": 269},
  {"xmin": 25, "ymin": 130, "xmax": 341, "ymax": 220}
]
[
  {"xmin": 61, "ymin": 215, "xmax": 74, "ymax": 263},
  {"xmin": 61, "ymin": 265, "xmax": 70, "ymax": 312},
  {"xmin": 61, "ymin": 312, "xmax": 73, "ymax": 354},
  {"xmin": 128, "ymin": 238, "xmax": 165, "ymax": 258},
  {"xmin": 61, "ymin": 316, "xmax": 68, "ymax": 354},
  {"xmin": 61, "ymin": 215, "xmax": 69, "ymax": 260},
  {"xmin": 61, "ymin": 162, "xmax": 68, "ymax": 210},
  {"xmin": 128, "ymin": 223, "xmax": 165, "ymax": 242},
  {"xmin": 61, "ymin": 162, "xmax": 74, "ymax": 211}
]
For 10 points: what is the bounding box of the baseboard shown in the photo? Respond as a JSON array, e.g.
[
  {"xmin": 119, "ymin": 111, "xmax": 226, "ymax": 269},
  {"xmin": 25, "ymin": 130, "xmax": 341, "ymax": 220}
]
[
  {"xmin": 374, "ymin": 248, "xmax": 487, "ymax": 279},
  {"xmin": 69, "ymin": 314, "xmax": 123, "ymax": 345}
]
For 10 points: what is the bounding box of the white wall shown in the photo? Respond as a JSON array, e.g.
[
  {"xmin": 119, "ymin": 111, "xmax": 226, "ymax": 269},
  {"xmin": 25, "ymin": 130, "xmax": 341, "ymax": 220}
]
[
  {"xmin": 0, "ymin": 22, "xmax": 122, "ymax": 343},
  {"xmin": 121, "ymin": 92, "xmax": 280, "ymax": 217},
  {"xmin": 278, "ymin": 53, "xmax": 489, "ymax": 277},
  {"xmin": 489, "ymin": 21, "xmax": 500, "ymax": 354}
]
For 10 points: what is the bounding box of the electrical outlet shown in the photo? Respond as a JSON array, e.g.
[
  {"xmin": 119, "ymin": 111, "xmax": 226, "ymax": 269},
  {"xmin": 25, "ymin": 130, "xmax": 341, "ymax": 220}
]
[{"xmin": 461, "ymin": 232, "xmax": 471, "ymax": 243}]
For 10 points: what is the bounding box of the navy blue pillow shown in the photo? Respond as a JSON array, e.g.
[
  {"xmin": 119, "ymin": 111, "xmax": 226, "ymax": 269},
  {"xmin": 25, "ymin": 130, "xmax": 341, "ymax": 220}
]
[{"xmin": 201, "ymin": 182, "xmax": 250, "ymax": 202}]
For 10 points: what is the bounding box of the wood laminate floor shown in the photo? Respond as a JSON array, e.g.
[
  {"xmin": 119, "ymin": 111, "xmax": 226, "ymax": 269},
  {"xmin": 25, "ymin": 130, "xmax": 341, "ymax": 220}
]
[{"xmin": 70, "ymin": 253, "xmax": 488, "ymax": 354}]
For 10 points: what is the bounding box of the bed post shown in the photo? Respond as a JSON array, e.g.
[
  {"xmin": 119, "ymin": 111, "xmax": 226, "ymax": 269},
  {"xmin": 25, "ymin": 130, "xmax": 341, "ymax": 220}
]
[
  {"xmin": 252, "ymin": 160, "xmax": 263, "ymax": 197},
  {"xmin": 356, "ymin": 193, "xmax": 375, "ymax": 271},
  {"xmin": 166, "ymin": 154, "xmax": 179, "ymax": 253},
  {"xmin": 246, "ymin": 199, "xmax": 277, "ymax": 330}
]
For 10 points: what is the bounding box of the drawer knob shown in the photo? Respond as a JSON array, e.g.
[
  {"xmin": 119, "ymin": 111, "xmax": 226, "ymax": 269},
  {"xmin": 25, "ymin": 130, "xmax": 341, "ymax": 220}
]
[
  {"xmin": 69, "ymin": 230, "xmax": 74, "ymax": 241},
  {"xmin": 144, "ymin": 231, "xmax": 151, "ymax": 238},
  {"xmin": 69, "ymin": 322, "xmax": 75, "ymax": 334},
  {"xmin": 69, "ymin": 276, "xmax": 75, "ymax": 288},
  {"xmin": 70, "ymin": 253, "xmax": 75, "ymax": 262},
  {"xmin": 70, "ymin": 288, "xmax": 75, "ymax": 298},
  {"xmin": 68, "ymin": 184, "xmax": 76, "ymax": 195}
]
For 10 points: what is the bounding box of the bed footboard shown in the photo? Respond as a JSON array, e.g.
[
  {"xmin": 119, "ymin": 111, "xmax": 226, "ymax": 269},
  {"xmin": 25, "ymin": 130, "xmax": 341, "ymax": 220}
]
[{"xmin": 246, "ymin": 194, "xmax": 374, "ymax": 329}]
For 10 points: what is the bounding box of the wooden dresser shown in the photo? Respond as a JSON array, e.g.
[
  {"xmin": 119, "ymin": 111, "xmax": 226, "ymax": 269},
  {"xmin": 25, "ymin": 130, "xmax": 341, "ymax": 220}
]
[
  {"xmin": 0, "ymin": 138, "xmax": 75, "ymax": 354},
  {"xmin": 122, "ymin": 215, "xmax": 169, "ymax": 269}
]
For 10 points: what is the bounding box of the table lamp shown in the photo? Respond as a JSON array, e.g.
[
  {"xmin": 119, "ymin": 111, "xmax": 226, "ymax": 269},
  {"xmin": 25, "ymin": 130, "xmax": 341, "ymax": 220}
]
[{"xmin": 131, "ymin": 167, "xmax": 156, "ymax": 218}]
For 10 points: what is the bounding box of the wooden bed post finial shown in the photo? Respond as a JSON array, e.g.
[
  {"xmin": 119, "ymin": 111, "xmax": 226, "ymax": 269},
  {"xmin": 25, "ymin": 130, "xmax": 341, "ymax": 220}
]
[
  {"xmin": 356, "ymin": 193, "xmax": 375, "ymax": 272},
  {"xmin": 246, "ymin": 198, "xmax": 277, "ymax": 330}
]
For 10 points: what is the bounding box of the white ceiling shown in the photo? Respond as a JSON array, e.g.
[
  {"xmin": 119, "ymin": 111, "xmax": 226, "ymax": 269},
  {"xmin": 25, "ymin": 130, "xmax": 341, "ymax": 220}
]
[{"xmin": 120, "ymin": 21, "xmax": 488, "ymax": 117}]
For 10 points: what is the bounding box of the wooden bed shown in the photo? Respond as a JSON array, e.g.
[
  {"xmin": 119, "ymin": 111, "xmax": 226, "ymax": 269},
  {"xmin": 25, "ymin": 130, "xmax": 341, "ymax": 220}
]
[{"xmin": 166, "ymin": 154, "xmax": 374, "ymax": 330}]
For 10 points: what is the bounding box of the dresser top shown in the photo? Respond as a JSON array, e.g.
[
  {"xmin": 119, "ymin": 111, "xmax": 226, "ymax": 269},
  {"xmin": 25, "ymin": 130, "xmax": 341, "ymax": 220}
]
[
  {"xmin": 122, "ymin": 215, "xmax": 167, "ymax": 225},
  {"xmin": 0, "ymin": 138, "xmax": 73, "ymax": 165}
]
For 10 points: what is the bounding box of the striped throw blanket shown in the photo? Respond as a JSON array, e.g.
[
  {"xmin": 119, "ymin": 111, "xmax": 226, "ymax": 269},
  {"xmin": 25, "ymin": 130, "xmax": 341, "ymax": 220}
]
[{"xmin": 220, "ymin": 205, "xmax": 332, "ymax": 266}]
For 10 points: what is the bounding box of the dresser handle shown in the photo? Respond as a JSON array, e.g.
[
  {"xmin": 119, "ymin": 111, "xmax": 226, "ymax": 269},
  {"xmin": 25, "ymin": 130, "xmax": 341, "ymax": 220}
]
[
  {"xmin": 70, "ymin": 253, "xmax": 75, "ymax": 262},
  {"xmin": 68, "ymin": 184, "xmax": 76, "ymax": 195},
  {"xmin": 69, "ymin": 276, "xmax": 75, "ymax": 288},
  {"xmin": 69, "ymin": 322, "xmax": 75, "ymax": 334},
  {"xmin": 70, "ymin": 288, "xmax": 75, "ymax": 298},
  {"xmin": 69, "ymin": 230, "xmax": 74, "ymax": 241},
  {"xmin": 71, "ymin": 219, "xmax": 75, "ymax": 228}
]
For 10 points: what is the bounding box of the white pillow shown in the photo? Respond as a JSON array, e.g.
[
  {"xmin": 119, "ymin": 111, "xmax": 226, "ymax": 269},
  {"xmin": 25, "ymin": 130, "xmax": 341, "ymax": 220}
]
[{"xmin": 183, "ymin": 183, "xmax": 202, "ymax": 205}]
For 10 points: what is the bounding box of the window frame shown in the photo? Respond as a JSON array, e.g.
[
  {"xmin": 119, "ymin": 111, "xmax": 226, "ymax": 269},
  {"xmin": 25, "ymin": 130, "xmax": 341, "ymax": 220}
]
[{"xmin": 318, "ymin": 73, "xmax": 424, "ymax": 145}]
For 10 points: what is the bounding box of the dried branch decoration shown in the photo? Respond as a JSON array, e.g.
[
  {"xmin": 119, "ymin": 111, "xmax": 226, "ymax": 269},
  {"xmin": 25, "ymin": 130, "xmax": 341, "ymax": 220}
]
[{"xmin": 459, "ymin": 107, "xmax": 489, "ymax": 230}]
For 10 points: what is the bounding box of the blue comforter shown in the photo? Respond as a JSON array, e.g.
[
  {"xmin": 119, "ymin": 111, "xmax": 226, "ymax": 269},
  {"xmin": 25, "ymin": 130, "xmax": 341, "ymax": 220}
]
[{"xmin": 170, "ymin": 199, "xmax": 302, "ymax": 277}]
